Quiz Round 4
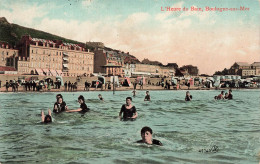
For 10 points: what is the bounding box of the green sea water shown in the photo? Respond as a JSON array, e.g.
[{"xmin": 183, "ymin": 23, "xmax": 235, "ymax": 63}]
[{"xmin": 0, "ymin": 90, "xmax": 259, "ymax": 164}]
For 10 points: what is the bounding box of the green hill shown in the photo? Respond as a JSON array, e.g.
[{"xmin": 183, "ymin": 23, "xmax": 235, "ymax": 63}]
[
  {"xmin": 0, "ymin": 17, "xmax": 140, "ymax": 63},
  {"xmin": 0, "ymin": 17, "xmax": 84, "ymax": 46}
]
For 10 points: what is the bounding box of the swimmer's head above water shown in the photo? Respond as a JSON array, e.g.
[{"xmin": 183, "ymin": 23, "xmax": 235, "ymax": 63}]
[
  {"xmin": 44, "ymin": 115, "xmax": 52, "ymax": 123},
  {"xmin": 126, "ymin": 97, "xmax": 132, "ymax": 106},
  {"xmin": 78, "ymin": 95, "xmax": 85, "ymax": 104}
]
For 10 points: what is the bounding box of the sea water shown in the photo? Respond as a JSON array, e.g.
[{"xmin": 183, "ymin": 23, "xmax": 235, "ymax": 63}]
[{"xmin": 0, "ymin": 90, "xmax": 259, "ymax": 164}]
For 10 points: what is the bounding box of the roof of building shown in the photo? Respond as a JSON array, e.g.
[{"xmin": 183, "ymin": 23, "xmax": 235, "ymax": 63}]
[
  {"xmin": 30, "ymin": 37, "xmax": 84, "ymax": 49},
  {"xmin": 235, "ymin": 62, "xmax": 250, "ymax": 66},
  {"xmin": 0, "ymin": 66, "xmax": 16, "ymax": 71},
  {"xmin": 251, "ymin": 62, "xmax": 260, "ymax": 67}
]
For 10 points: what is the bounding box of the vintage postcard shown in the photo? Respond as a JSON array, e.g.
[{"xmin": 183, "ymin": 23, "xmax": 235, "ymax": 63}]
[{"xmin": 0, "ymin": 0, "xmax": 259, "ymax": 163}]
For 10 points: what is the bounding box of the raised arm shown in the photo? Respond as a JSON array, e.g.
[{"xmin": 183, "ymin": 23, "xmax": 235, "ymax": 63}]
[
  {"xmin": 48, "ymin": 109, "xmax": 52, "ymax": 116},
  {"xmin": 41, "ymin": 110, "xmax": 45, "ymax": 122}
]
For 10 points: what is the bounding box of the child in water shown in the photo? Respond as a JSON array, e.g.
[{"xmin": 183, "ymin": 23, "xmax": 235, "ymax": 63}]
[
  {"xmin": 66, "ymin": 95, "xmax": 89, "ymax": 113},
  {"xmin": 41, "ymin": 109, "xmax": 52, "ymax": 123}
]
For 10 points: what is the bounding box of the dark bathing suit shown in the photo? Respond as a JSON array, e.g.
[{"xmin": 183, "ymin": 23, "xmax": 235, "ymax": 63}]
[
  {"xmin": 145, "ymin": 95, "xmax": 150, "ymax": 101},
  {"xmin": 120, "ymin": 105, "xmax": 136, "ymax": 120},
  {"xmin": 53, "ymin": 102, "xmax": 67, "ymax": 113},
  {"xmin": 228, "ymin": 94, "xmax": 233, "ymax": 99},
  {"xmin": 185, "ymin": 95, "xmax": 192, "ymax": 101},
  {"xmin": 136, "ymin": 139, "xmax": 162, "ymax": 146},
  {"xmin": 80, "ymin": 103, "xmax": 89, "ymax": 113}
]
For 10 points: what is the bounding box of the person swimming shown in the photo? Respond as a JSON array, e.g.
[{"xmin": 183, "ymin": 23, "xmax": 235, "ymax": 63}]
[
  {"xmin": 98, "ymin": 94, "xmax": 104, "ymax": 101},
  {"xmin": 216, "ymin": 91, "xmax": 225, "ymax": 100},
  {"xmin": 66, "ymin": 95, "xmax": 89, "ymax": 113},
  {"xmin": 119, "ymin": 97, "xmax": 138, "ymax": 120},
  {"xmin": 132, "ymin": 90, "xmax": 137, "ymax": 97},
  {"xmin": 136, "ymin": 126, "xmax": 162, "ymax": 146},
  {"xmin": 227, "ymin": 89, "xmax": 233, "ymax": 99},
  {"xmin": 53, "ymin": 96, "xmax": 68, "ymax": 113},
  {"xmin": 41, "ymin": 109, "xmax": 52, "ymax": 123},
  {"xmin": 144, "ymin": 91, "xmax": 151, "ymax": 101},
  {"xmin": 224, "ymin": 92, "xmax": 229, "ymax": 99},
  {"xmin": 185, "ymin": 91, "xmax": 192, "ymax": 101}
]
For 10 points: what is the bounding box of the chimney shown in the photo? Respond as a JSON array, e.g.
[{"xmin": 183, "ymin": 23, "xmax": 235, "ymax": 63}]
[{"xmin": 88, "ymin": 49, "xmax": 90, "ymax": 52}]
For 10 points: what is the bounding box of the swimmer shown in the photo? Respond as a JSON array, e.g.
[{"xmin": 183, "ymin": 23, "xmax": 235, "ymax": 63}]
[
  {"xmin": 217, "ymin": 91, "xmax": 225, "ymax": 100},
  {"xmin": 132, "ymin": 90, "xmax": 137, "ymax": 97},
  {"xmin": 227, "ymin": 89, "xmax": 233, "ymax": 99},
  {"xmin": 41, "ymin": 109, "xmax": 52, "ymax": 123},
  {"xmin": 119, "ymin": 97, "xmax": 138, "ymax": 120},
  {"xmin": 98, "ymin": 94, "xmax": 104, "ymax": 101},
  {"xmin": 136, "ymin": 126, "xmax": 162, "ymax": 146},
  {"xmin": 66, "ymin": 95, "xmax": 89, "ymax": 113},
  {"xmin": 144, "ymin": 91, "xmax": 151, "ymax": 101},
  {"xmin": 185, "ymin": 91, "xmax": 192, "ymax": 101},
  {"xmin": 224, "ymin": 92, "xmax": 229, "ymax": 99},
  {"xmin": 53, "ymin": 96, "xmax": 68, "ymax": 113}
]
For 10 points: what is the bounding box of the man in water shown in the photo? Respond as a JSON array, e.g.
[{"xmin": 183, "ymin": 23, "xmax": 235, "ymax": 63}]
[
  {"xmin": 185, "ymin": 91, "xmax": 192, "ymax": 101},
  {"xmin": 227, "ymin": 89, "xmax": 233, "ymax": 100},
  {"xmin": 119, "ymin": 97, "xmax": 138, "ymax": 120},
  {"xmin": 98, "ymin": 94, "xmax": 104, "ymax": 101},
  {"xmin": 136, "ymin": 126, "xmax": 162, "ymax": 146},
  {"xmin": 66, "ymin": 95, "xmax": 89, "ymax": 113},
  {"xmin": 144, "ymin": 91, "xmax": 151, "ymax": 101},
  {"xmin": 41, "ymin": 109, "xmax": 52, "ymax": 123}
]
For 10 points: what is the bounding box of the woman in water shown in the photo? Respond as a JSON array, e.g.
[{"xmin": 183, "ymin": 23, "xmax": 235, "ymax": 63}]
[
  {"xmin": 98, "ymin": 94, "xmax": 104, "ymax": 101},
  {"xmin": 66, "ymin": 95, "xmax": 89, "ymax": 113},
  {"xmin": 119, "ymin": 97, "xmax": 138, "ymax": 120},
  {"xmin": 185, "ymin": 91, "xmax": 192, "ymax": 101},
  {"xmin": 144, "ymin": 91, "xmax": 151, "ymax": 101},
  {"xmin": 41, "ymin": 109, "xmax": 52, "ymax": 123},
  {"xmin": 53, "ymin": 96, "xmax": 68, "ymax": 113}
]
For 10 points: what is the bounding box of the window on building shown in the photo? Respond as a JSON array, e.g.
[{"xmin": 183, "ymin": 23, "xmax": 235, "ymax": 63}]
[{"xmin": 6, "ymin": 52, "xmax": 8, "ymax": 56}]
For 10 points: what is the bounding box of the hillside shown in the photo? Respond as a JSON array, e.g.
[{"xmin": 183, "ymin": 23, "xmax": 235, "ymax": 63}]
[
  {"xmin": 0, "ymin": 17, "xmax": 83, "ymax": 46},
  {"xmin": 0, "ymin": 17, "xmax": 140, "ymax": 63}
]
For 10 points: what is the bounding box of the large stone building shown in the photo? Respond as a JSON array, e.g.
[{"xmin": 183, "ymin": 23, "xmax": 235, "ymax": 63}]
[
  {"xmin": 229, "ymin": 62, "xmax": 260, "ymax": 77},
  {"xmin": 130, "ymin": 63, "xmax": 175, "ymax": 77},
  {"xmin": 93, "ymin": 49, "xmax": 124, "ymax": 76},
  {"xmin": 0, "ymin": 42, "xmax": 18, "ymax": 68},
  {"xmin": 16, "ymin": 35, "xmax": 94, "ymax": 76}
]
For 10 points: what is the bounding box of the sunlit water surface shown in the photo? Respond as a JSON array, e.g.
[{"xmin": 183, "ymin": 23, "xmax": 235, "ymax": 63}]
[{"xmin": 0, "ymin": 90, "xmax": 259, "ymax": 164}]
